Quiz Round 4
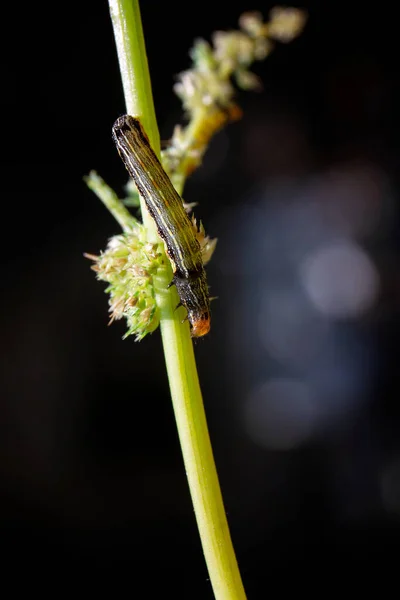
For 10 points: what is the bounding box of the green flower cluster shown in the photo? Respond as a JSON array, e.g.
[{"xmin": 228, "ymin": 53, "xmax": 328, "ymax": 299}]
[{"xmin": 87, "ymin": 228, "xmax": 164, "ymax": 341}]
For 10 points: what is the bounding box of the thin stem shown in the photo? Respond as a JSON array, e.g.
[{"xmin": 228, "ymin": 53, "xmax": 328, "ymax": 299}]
[
  {"xmin": 85, "ymin": 171, "xmax": 136, "ymax": 232},
  {"xmin": 108, "ymin": 2, "xmax": 247, "ymax": 598},
  {"xmin": 109, "ymin": 0, "xmax": 159, "ymax": 154}
]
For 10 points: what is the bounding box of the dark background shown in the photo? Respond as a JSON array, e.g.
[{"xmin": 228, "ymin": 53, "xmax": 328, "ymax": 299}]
[{"xmin": 2, "ymin": 0, "xmax": 400, "ymax": 595}]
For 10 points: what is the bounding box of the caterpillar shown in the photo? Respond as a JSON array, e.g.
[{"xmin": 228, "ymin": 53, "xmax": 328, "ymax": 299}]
[{"xmin": 112, "ymin": 115, "xmax": 211, "ymax": 338}]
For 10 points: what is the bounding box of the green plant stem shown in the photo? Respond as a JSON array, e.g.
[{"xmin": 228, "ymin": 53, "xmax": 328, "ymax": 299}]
[
  {"xmin": 85, "ymin": 171, "xmax": 136, "ymax": 231},
  {"xmin": 109, "ymin": 0, "xmax": 159, "ymax": 155},
  {"xmin": 108, "ymin": 2, "xmax": 247, "ymax": 598}
]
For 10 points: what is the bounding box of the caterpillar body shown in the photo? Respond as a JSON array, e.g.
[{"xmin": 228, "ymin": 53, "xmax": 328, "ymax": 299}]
[{"xmin": 112, "ymin": 115, "xmax": 211, "ymax": 338}]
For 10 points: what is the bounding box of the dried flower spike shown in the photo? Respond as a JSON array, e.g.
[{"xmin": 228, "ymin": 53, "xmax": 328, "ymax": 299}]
[{"xmin": 162, "ymin": 7, "xmax": 307, "ymax": 182}]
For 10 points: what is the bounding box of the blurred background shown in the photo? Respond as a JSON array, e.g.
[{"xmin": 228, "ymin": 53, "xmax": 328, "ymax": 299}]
[{"xmin": 2, "ymin": 0, "xmax": 400, "ymax": 594}]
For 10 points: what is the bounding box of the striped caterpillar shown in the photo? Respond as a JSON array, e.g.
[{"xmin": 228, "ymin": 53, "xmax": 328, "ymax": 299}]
[{"xmin": 112, "ymin": 115, "xmax": 211, "ymax": 337}]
